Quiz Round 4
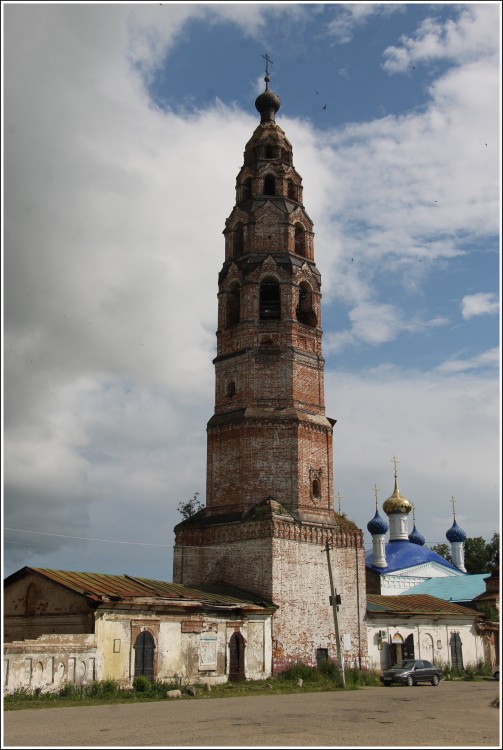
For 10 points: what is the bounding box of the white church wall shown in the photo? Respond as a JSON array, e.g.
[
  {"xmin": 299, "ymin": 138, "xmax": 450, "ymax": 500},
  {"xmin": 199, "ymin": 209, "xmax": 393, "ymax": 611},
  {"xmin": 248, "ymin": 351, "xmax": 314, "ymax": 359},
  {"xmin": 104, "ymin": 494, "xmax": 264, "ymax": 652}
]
[{"xmin": 367, "ymin": 618, "xmax": 484, "ymax": 672}]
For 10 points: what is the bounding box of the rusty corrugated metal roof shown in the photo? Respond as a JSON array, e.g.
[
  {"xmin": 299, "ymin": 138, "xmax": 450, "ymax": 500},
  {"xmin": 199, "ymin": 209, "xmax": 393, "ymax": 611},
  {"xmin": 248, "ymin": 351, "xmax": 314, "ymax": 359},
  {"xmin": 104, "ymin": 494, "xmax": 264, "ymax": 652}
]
[
  {"xmin": 25, "ymin": 568, "xmax": 275, "ymax": 608},
  {"xmin": 367, "ymin": 593, "xmax": 481, "ymax": 617}
]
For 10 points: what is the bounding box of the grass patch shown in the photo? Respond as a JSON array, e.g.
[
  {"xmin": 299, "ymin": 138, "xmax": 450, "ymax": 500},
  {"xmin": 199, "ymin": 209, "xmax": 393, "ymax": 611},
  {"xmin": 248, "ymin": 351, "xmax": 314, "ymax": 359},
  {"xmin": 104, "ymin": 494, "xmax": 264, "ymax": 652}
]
[{"xmin": 4, "ymin": 665, "xmax": 382, "ymax": 710}]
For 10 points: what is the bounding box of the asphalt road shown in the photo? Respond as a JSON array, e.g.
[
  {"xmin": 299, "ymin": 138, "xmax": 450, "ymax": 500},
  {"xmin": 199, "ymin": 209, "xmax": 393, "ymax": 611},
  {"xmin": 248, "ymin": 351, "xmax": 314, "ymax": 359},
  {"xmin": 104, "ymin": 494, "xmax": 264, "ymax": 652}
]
[{"xmin": 3, "ymin": 680, "xmax": 500, "ymax": 748}]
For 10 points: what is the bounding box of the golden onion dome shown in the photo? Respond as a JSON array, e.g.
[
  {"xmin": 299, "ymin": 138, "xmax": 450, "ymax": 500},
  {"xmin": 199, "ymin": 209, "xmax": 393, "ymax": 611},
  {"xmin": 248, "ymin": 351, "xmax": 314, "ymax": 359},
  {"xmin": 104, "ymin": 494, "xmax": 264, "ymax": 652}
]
[{"xmin": 382, "ymin": 477, "xmax": 412, "ymax": 515}]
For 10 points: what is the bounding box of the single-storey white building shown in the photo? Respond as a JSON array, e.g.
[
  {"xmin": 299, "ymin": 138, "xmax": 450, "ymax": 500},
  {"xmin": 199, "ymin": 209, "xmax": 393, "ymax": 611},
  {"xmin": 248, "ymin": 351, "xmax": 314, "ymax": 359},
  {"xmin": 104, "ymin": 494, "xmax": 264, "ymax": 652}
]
[
  {"xmin": 3, "ymin": 567, "xmax": 276, "ymax": 694},
  {"xmin": 366, "ymin": 593, "xmax": 486, "ymax": 672}
]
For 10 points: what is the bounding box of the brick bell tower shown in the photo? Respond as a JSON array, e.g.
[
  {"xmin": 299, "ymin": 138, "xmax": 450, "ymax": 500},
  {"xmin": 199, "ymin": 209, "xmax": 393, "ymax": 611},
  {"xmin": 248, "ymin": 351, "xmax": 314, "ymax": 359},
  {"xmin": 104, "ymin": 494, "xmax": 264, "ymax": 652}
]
[{"xmin": 174, "ymin": 63, "xmax": 367, "ymax": 671}]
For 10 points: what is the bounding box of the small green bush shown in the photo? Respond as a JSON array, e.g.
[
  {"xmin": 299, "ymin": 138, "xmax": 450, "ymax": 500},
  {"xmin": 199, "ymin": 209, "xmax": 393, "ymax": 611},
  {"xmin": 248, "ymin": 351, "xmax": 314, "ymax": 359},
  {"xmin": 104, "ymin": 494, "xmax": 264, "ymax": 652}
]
[
  {"xmin": 463, "ymin": 664, "xmax": 476, "ymax": 681},
  {"xmin": 276, "ymin": 662, "xmax": 318, "ymax": 682},
  {"xmin": 132, "ymin": 675, "xmax": 152, "ymax": 693},
  {"xmin": 476, "ymin": 659, "xmax": 492, "ymax": 676},
  {"xmin": 318, "ymin": 659, "xmax": 340, "ymax": 680},
  {"xmin": 58, "ymin": 683, "xmax": 83, "ymax": 698}
]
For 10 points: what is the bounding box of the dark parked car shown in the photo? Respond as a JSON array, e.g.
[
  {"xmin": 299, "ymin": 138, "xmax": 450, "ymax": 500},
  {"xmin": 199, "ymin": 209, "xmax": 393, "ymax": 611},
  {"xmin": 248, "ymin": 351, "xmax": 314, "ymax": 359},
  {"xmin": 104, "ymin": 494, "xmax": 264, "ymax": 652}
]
[{"xmin": 380, "ymin": 659, "xmax": 443, "ymax": 686}]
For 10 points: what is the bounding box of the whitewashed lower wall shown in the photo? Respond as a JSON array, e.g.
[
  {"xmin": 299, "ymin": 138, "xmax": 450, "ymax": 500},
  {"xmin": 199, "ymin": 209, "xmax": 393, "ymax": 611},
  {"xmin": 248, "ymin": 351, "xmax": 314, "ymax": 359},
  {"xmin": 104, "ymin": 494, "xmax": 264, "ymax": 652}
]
[
  {"xmin": 367, "ymin": 618, "xmax": 485, "ymax": 672},
  {"xmin": 4, "ymin": 634, "xmax": 99, "ymax": 694}
]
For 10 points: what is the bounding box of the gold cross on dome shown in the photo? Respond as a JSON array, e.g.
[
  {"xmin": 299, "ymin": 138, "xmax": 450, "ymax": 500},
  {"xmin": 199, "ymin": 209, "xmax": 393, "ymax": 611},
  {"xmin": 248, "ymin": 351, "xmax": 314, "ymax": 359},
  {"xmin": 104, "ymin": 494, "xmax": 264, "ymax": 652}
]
[
  {"xmin": 372, "ymin": 484, "xmax": 380, "ymax": 511},
  {"xmin": 391, "ymin": 455, "xmax": 399, "ymax": 476},
  {"xmin": 450, "ymin": 495, "xmax": 457, "ymax": 519}
]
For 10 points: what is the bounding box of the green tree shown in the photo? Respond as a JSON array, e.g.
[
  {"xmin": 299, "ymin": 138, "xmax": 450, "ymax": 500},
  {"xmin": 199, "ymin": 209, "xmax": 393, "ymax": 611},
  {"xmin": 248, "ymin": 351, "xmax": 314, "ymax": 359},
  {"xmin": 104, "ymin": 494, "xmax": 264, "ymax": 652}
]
[
  {"xmin": 464, "ymin": 533, "xmax": 499, "ymax": 574},
  {"xmin": 429, "ymin": 533, "xmax": 499, "ymax": 574},
  {"xmin": 177, "ymin": 492, "xmax": 203, "ymax": 520},
  {"xmin": 429, "ymin": 542, "xmax": 452, "ymax": 563}
]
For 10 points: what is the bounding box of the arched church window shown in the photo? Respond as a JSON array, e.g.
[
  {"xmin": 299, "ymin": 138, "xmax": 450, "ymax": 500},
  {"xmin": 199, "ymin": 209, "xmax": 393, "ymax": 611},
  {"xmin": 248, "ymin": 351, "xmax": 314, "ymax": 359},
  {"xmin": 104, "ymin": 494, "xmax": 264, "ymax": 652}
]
[
  {"xmin": 264, "ymin": 175, "xmax": 275, "ymax": 196},
  {"xmin": 265, "ymin": 145, "xmax": 274, "ymax": 159},
  {"xmin": 227, "ymin": 285, "xmax": 241, "ymax": 327},
  {"xmin": 294, "ymin": 224, "xmax": 306, "ymax": 256},
  {"xmin": 287, "ymin": 180, "xmax": 296, "ymax": 200},
  {"xmin": 296, "ymin": 282, "xmax": 317, "ymax": 327},
  {"xmin": 234, "ymin": 223, "xmax": 244, "ymax": 258},
  {"xmin": 242, "ymin": 179, "xmax": 252, "ymax": 201},
  {"xmin": 312, "ymin": 479, "xmax": 321, "ymax": 497},
  {"xmin": 260, "ymin": 278, "xmax": 281, "ymax": 320},
  {"xmin": 227, "ymin": 381, "xmax": 236, "ymax": 398}
]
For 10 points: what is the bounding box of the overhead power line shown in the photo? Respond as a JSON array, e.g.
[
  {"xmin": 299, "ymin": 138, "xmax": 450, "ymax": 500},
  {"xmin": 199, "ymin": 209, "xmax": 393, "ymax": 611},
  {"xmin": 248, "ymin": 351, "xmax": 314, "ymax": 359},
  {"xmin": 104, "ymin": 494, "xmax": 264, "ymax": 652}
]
[{"xmin": 4, "ymin": 527, "xmax": 171, "ymax": 548}]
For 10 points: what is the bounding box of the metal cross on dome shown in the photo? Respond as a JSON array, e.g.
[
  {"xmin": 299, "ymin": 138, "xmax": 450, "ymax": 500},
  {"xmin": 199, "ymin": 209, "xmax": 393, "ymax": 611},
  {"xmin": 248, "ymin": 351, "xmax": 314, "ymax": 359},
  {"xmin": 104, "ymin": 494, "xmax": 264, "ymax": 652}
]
[
  {"xmin": 450, "ymin": 495, "xmax": 457, "ymax": 519},
  {"xmin": 262, "ymin": 53, "xmax": 273, "ymax": 77},
  {"xmin": 372, "ymin": 483, "xmax": 380, "ymax": 511}
]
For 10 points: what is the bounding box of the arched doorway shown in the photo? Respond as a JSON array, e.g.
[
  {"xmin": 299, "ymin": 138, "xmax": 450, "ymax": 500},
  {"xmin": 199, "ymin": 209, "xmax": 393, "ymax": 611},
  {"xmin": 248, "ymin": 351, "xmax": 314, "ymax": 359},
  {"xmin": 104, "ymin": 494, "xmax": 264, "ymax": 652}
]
[
  {"xmin": 229, "ymin": 632, "xmax": 245, "ymax": 682},
  {"xmin": 450, "ymin": 632, "xmax": 464, "ymax": 673},
  {"xmin": 134, "ymin": 631, "xmax": 155, "ymax": 680}
]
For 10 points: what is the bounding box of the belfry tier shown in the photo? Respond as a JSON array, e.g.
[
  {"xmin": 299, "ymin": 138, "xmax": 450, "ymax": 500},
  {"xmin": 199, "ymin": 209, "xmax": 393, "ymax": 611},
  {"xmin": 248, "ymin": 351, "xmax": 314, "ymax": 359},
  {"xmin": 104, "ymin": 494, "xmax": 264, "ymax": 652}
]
[{"xmin": 206, "ymin": 84, "xmax": 335, "ymax": 522}]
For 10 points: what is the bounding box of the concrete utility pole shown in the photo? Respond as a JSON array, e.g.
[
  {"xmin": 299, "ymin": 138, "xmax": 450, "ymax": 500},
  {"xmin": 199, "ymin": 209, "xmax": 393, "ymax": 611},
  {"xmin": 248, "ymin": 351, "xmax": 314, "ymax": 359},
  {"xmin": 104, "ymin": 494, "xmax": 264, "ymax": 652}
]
[{"xmin": 325, "ymin": 542, "xmax": 346, "ymax": 687}]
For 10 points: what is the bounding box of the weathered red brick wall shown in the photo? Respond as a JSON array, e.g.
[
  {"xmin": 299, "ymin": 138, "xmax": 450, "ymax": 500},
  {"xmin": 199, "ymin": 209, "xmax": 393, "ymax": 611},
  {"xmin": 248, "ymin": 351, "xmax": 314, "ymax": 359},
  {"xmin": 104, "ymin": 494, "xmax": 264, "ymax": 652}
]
[
  {"xmin": 174, "ymin": 521, "xmax": 368, "ymax": 670},
  {"xmin": 206, "ymin": 418, "xmax": 334, "ymax": 516}
]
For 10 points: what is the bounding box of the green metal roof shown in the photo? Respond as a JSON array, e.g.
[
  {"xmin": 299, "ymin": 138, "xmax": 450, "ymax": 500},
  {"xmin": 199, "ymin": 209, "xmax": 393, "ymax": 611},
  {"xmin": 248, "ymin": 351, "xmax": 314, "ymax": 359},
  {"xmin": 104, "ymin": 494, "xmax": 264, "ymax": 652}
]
[{"xmin": 401, "ymin": 574, "xmax": 487, "ymax": 602}]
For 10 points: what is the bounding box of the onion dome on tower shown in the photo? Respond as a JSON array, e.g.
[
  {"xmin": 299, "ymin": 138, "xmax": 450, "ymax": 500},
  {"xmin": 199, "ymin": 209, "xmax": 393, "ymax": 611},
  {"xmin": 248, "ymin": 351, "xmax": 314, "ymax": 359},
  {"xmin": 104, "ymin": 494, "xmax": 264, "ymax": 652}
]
[
  {"xmin": 367, "ymin": 509, "xmax": 389, "ymax": 536},
  {"xmin": 383, "ymin": 456, "xmax": 412, "ymax": 541},
  {"xmin": 446, "ymin": 496, "xmax": 467, "ymax": 572},
  {"xmin": 367, "ymin": 484, "xmax": 388, "ymax": 568},
  {"xmin": 408, "ymin": 504, "xmax": 426, "ymax": 546}
]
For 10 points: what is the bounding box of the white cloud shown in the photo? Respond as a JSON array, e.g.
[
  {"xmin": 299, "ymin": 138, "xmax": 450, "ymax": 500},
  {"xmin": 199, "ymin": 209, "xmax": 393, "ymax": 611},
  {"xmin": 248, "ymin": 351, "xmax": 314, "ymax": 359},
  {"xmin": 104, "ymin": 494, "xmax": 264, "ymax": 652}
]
[
  {"xmin": 461, "ymin": 293, "xmax": 499, "ymax": 320},
  {"xmin": 325, "ymin": 364, "xmax": 500, "ymax": 546},
  {"xmin": 383, "ymin": 5, "xmax": 500, "ymax": 72},
  {"xmin": 3, "ymin": 5, "xmax": 500, "ymax": 577},
  {"xmin": 435, "ymin": 347, "xmax": 500, "ymax": 374},
  {"xmin": 324, "ymin": 302, "xmax": 449, "ymax": 353},
  {"xmin": 326, "ymin": 3, "xmax": 403, "ymax": 44}
]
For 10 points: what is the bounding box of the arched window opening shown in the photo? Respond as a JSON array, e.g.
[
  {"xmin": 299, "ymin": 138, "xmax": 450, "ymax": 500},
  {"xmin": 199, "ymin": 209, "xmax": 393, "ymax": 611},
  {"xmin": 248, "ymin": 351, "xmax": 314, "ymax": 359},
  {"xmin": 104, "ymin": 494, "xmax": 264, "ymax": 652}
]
[
  {"xmin": 296, "ymin": 283, "xmax": 317, "ymax": 327},
  {"xmin": 294, "ymin": 224, "xmax": 306, "ymax": 256},
  {"xmin": 263, "ymin": 175, "xmax": 275, "ymax": 196},
  {"xmin": 265, "ymin": 145, "xmax": 274, "ymax": 159},
  {"xmin": 260, "ymin": 279, "xmax": 281, "ymax": 320},
  {"xmin": 312, "ymin": 479, "xmax": 321, "ymax": 497},
  {"xmin": 227, "ymin": 285, "xmax": 241, "ymax": 327},
  {"xmin": 227, "ymin": 381, "xmax": 236, "ymax": 398},
  {"xmin": 242, "ymin": 179, "xmax": 252, "ymax": 201},
  {"xmin": 234, "ymin": 223, "xmax": 244, "ymax": 258},
  {"xmin": 287, "ymin": 180, "xmax": 296, "ymax": 200}
]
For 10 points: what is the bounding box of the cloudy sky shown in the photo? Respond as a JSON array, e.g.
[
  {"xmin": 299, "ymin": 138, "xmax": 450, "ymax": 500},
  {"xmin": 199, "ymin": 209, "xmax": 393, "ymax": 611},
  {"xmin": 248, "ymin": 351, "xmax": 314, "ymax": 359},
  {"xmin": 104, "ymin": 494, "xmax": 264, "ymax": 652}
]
[{"xmin": 3, "ymin": 2, "xmax": 501, "ymax": 581}]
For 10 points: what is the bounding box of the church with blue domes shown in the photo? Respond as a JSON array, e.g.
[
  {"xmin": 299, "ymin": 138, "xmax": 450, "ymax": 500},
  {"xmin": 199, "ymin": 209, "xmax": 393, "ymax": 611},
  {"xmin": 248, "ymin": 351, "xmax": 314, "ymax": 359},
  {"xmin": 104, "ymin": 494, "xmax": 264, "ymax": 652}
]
[{"xmin": 366, "ymin": 458, "xmax": 467, "ymax": 597}]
